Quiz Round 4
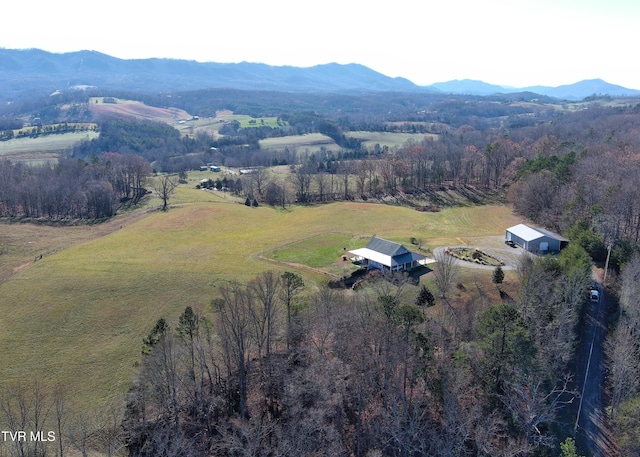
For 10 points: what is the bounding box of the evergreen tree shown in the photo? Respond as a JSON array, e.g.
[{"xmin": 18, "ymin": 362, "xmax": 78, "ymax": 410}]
[
  {"xmin": 492, "ymin": 265, "xmax": 505, "ymax": 286},
  {"xmin": 415, "ymin": 284, "xmax": 436, "ymax": 307},
  {"xmin": 559, "ymin": 437, "xmax": 583, "ymax": 457},
  {"xmin": 142, "ymin": 318, "xmax": 168, "ymax": 355}
]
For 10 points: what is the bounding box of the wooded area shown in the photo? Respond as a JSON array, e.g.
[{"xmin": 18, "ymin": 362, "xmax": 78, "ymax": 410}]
[{"xmin": 0, "ymin": 153, "xmax": 149, "ymax": 220}]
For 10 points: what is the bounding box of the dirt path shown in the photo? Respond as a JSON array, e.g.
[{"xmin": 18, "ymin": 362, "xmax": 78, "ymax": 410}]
[{"xmin": 574, "ymin": 284, "xmax": 619, "ymax": 457}]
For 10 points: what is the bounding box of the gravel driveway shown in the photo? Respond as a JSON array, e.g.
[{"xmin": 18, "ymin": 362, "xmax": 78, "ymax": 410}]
[{"xmin": 433, "ymin": 235, "xmax": 526, "ymax": 270}]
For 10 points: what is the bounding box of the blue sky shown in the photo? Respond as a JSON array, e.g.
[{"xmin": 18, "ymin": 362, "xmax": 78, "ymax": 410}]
[{"xmin": 2, "ymin": 0, "xmax": 639, "ymax": 89}]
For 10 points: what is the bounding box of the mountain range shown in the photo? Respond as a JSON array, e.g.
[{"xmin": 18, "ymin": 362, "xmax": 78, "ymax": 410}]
[{"xmin": 1, "ymin": 48, "xmax": 639, "ymax": 101}]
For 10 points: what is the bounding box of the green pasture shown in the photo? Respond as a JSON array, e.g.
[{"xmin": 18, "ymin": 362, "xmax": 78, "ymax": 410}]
[
  {"xmin": 0, "ymin": 191, "xmax": 519, "ymax": 410},
  {"xmin": 175, "ymin": 114, "xmax": 285, "ymax": 139},
  {"xmin": 267, "ymin": 233, "xmax": 370, "ymax": 276},
  {"xmin": 346, "ymin": 131, "xmax": 438, "ymax": 150},
  {"xmin": 221, "ymin": 114, "xmax": 283, "ymax": 129}
]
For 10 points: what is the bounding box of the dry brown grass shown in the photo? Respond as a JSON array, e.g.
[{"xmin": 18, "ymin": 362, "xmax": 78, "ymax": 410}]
[{"xmin": 88, "ymin": 97, "xmax": 191, "ymax": 123}]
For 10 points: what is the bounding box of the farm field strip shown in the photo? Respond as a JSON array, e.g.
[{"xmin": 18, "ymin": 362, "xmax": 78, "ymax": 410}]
[
  {"xmin": 346, "ymin": 131, "xmax": 438, "ymax": 149},
  {"xmin": 259, "ymin": 133, "xmax": 338, "ymax": 151},
  {"xmin": 89, "ymin": 97, "xmax": 191, "ymax": 123},
  {"xmin": 0, "ymin": 131, "xmax": 99, "ymax": 156}
]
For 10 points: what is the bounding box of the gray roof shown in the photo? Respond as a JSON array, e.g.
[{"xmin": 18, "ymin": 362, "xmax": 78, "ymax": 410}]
[
  {"xmin": 535, "ymin": 227, "xmax": 569, "ymax": 242},
  {"xmin": 365, "ymin": 236, "xmax": 409, "ymax": 257},
  {"xmin": 350, "ymin": 236, "xmax": 426, "ymax": 268}
]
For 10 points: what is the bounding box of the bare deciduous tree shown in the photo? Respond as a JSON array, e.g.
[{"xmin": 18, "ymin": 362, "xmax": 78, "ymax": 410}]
[
  {"xmin": 248, "ymin": 271, "xmax": 281, "ymax": 360},
  {"xmin": 606, "ymin": 325, "xmax": 640, "ymax": 417},
  {"xmin": 433, "ymin": 248, "xmax": 460, "ymax": 300},
  {"xmin": 280, "ymin": 272, "xmax": 304, "ymax": 349},
  {"xmin": 215, "ymin": 283, "xmax": 254, "ymax": 420},
  {"xmin": 153, "ymin": 174, "xmax": 178, "ymax": 211}
]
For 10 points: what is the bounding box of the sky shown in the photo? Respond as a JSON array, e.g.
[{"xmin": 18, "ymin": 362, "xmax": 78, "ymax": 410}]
[{"xmin": 2, "ymin": 0, "xmax": 640, "ymax": 89}]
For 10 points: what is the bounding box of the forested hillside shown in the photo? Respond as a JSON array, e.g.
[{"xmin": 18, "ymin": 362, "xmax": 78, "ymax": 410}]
[{"xmin": 123, "ymin": 255, "xmax": 590, "ymax": 456}]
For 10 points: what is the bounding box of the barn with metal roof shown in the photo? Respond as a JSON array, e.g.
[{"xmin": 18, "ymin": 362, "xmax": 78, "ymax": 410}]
[{"xmin": 505, "ymin": 224, "xmax": 569, "ymax": 253}]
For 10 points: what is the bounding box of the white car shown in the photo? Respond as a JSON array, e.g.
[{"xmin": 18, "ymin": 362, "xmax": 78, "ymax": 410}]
[{"xmin": 590, "ymin": 289, "xmax": 600, "ymax": 303}]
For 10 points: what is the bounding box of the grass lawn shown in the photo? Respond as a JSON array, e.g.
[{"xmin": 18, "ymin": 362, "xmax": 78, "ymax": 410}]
[
  {"xmin": 266, "ymin": 233, "xmax": 370, "ymax": 277},
  {"xmin": 0, "ymin": 191, "xmax": 520, "ymax": 411}
]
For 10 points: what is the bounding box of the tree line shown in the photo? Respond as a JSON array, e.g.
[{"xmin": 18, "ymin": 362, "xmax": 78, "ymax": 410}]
[
  {"xmin": 605, "ymin": 253, "xmax": 640, "ymax": 455},
  {"xmin": 0, "ymin": 123, "xmax": 96, "ymax": 141}
]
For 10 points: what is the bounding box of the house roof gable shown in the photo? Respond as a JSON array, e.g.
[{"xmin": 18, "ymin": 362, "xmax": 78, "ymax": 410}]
[{"xmin": 365, "ymin": 236, "xmax": 409, "ymax": 257}]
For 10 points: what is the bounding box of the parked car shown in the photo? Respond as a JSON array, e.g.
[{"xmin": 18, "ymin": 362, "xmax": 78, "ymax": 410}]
[{"xmin": 590, "ymin": 289, "xmax": 600, "ymax": 303}]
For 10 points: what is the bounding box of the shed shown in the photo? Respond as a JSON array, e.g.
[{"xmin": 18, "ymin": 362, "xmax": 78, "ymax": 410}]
[{"xmin": 505, "ymin": 224, "xmax": 569, "ymax": 253}]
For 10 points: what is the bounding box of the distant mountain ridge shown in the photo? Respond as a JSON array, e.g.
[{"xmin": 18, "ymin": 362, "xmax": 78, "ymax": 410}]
[
  {"xmin": 0, "ymin": 48, "xmax": 422, "ymax": 99},
  {"xmin": 429, "ymin": 78, "xmax": 640, "ymax": 100},
  {"xmin": 0, "ymin": 48, "xmax": 638, "ymax": 101}
]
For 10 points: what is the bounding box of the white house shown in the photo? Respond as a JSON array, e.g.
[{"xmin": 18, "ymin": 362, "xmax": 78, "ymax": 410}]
[
  {"xmin": 349, "ymin": 236, "xmax": 427, "ymax": 272},
  {"xmin": 505, "ymin": 224, "xmax": 569, "ymax": 253}
]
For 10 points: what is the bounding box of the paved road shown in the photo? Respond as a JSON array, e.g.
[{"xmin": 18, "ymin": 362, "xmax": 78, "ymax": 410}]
[{"xmin": 574, "ymin": 283, "xmax": 619, "ymax": 457}]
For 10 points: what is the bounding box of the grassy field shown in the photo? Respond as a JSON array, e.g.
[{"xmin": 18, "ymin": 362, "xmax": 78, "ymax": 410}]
[
  {"xmin": 259, "ymin": 133, "xmax": 339, "ymax": 153},
  {"xmin": 266, "ymin": 232, "xmax": 370, "ymax": 277},
  {"xmin": 220, "ymin": 113, "xmax": 282, "ymax": 128},
  {"xmin": 0, "ymin": 183, "xmax": 520, "ymax": 411},
  {"xmin": 89, "ymin": 97, "xmax": 191, "ymax": 124},
  {"xmin": 346, "ymin": 131, "xmax": 438, "ymax": 150},
  {"xmin": 0, "ymin": 131, "xmax": 99, "ymax": 159}
]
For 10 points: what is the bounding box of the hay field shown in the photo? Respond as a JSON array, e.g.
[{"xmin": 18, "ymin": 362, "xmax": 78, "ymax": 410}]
[
  {"xmin": 259, "ymin": 133, "xmax": 339, "ymax": 153},
  {"xmin": 89, "ymin": 97, "xmax": 191, "ymax": 124},
  {"xmin": 0, "ymin": 131, "xmax": 99, "ymax": 159},
  {"xmin": 346, "ymin": 131, "xmax": 438, "ymax": 150},
  {"xmin": 0, "ymin": 196, "xmax": 519, "ymax": 410}
]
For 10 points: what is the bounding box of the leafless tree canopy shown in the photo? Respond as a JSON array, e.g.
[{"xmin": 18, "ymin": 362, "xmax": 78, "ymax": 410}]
[
  {"xmin": 433, "ymin": 249, "xmax": 460, "ymax": 299},
  {"xmin": 152, "ymin": 175, "xmax": 178, "ymax": 211}
]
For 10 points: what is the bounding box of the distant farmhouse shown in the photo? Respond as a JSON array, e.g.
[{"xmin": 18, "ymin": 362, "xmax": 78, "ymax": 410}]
[
  {"xmin": 349, "ymin": 236, "xmax": 427, "ymax": 272},
  {"xmin": 505, "ymin": 224, "xmax": 569, "ymax": 253}
]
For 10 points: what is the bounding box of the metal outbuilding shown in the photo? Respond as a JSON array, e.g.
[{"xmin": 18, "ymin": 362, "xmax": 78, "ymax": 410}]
[{"xmin": 505, "ymin": 224, "xmax": 569, "ymax": 253}]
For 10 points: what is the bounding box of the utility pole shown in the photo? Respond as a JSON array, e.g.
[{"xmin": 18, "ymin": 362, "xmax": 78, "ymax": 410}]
[{"xmin": 603, "ymin": 243, "xmax": 612, "ymax": 287}]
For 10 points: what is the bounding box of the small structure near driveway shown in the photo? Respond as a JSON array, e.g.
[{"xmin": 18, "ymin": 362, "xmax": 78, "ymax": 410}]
[
  {"xmin": 349, "ymin": 236, "xmax": 427, "ymax": 272},
  {"xmin": 505, "ymin": 224, "xmax": 569, "ymax": 254}
]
